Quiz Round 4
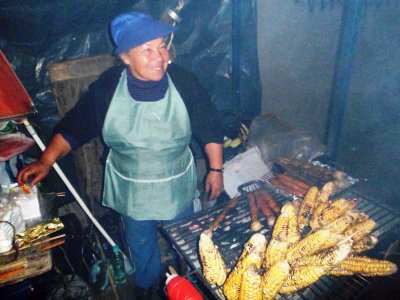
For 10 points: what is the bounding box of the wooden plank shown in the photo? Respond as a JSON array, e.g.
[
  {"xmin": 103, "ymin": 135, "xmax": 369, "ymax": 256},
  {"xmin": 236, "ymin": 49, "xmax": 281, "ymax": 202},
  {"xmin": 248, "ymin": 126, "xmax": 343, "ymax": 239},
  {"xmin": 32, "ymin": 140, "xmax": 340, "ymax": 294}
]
[
  {"xmin": 0, "ymin": 258, "xmax": 27, "ymax": 274},
  {"xmin": 47, "ymin": 55, "xmax": 118, "ymax": 82},
  {"xmin": 0, "ymin": 251, "xmax": 52, "ymax": 286}
]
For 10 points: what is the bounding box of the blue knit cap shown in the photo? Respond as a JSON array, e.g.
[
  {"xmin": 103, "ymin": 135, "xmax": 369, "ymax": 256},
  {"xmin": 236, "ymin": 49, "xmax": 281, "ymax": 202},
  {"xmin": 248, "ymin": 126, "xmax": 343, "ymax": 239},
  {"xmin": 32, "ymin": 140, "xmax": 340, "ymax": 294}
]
[{"xmin": 110, "ymin": 11, "xmax": 176, "ymax": 54}]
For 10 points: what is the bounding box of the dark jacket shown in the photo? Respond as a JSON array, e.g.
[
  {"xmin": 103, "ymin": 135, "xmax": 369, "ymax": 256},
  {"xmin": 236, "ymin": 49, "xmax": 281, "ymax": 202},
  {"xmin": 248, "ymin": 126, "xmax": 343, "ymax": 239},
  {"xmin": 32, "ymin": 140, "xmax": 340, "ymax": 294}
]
[{"xmin": 54, "ymin": 63, "xmax": 224, "ymax": 153}]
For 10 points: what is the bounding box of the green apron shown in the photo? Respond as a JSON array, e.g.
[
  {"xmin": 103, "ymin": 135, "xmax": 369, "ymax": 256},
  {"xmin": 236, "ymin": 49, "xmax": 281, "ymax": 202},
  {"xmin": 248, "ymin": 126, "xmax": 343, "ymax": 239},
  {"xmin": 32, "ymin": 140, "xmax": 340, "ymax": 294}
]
[{"xmin": 102, "ymin": 70, "xmax": 196, "ymax": 220}]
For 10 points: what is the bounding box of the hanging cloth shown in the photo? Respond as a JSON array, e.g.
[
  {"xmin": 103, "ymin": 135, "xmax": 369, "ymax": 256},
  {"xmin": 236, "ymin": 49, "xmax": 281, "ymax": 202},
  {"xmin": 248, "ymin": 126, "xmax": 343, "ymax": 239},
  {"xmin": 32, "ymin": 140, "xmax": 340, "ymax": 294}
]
[{"xmin": 102, "ymin": 70, "xmax": 196, "ymax": 220}]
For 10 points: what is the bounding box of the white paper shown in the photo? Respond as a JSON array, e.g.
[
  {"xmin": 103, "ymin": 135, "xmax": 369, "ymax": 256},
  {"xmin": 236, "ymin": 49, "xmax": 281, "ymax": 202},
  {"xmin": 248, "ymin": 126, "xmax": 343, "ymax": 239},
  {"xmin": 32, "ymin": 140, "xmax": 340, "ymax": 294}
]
[{"xmin": 223, "ymin": 146, "xmax": 272, "ymax": 198}]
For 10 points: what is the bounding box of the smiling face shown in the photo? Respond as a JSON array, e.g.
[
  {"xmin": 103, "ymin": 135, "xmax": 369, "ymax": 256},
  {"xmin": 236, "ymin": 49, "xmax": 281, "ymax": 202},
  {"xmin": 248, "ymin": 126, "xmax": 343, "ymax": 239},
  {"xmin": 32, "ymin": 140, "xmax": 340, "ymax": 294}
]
[{"xmin": 119, "ymin": 37, "xmax": 170, "ymax": 81}]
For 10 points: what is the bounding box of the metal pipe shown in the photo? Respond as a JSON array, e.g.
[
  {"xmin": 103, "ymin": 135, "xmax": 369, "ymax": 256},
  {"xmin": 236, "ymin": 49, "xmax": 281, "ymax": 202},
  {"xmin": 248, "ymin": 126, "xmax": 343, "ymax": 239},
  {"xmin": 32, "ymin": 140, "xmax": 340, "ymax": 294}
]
[
  {"xmin": 232, "ymin": 0, "xmax": 242, "ymax": 110},
  {"xmin": 323, "ymin": 0, "xmax": 365, "ymax": 160}
]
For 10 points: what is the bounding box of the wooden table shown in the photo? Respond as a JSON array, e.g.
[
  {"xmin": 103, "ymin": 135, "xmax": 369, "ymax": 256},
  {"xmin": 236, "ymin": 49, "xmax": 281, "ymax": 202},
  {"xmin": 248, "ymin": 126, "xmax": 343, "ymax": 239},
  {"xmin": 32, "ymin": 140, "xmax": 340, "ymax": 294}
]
[{"xmin": 0, "ymin": 250, "xmax": 52, "ymax": 286}]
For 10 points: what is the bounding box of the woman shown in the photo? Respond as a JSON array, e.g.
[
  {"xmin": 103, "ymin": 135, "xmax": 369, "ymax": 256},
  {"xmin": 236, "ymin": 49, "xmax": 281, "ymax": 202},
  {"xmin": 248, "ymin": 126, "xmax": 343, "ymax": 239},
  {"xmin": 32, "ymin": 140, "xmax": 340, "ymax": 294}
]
[{"xmin": 18, "ymin": 11, "xmax": 224, "ymax": 297}]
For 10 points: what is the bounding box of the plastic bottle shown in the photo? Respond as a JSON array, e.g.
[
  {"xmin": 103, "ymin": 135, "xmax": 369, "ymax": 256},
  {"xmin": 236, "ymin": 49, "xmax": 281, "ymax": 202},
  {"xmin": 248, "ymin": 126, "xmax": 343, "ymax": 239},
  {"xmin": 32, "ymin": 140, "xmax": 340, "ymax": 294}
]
[
  {"xmin": 111, "ymin": 245, "xmax": 127, "ymax": 285},
  {"xmin": 166, "ymin": 273, "xmax": 203, "ymax": 300}
]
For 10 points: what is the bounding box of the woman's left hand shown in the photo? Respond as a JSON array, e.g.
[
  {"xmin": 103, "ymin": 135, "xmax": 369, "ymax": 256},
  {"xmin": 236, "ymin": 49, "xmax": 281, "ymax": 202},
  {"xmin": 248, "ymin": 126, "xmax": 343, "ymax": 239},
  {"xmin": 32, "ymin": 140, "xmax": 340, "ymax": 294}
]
[{"xmin": 205, "ymin": 171, "xmax": 224, "ymax": 200}]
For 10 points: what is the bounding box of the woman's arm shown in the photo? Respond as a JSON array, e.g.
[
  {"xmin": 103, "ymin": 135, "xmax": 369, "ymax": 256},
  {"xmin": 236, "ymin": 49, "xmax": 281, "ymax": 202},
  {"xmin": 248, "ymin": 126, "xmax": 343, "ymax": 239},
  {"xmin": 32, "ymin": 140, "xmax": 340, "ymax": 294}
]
[
  {"xmin": 17, "ymin": 133, "xmax": 72, "ymax": 186},
  {"xmin": 204, "ymin": 142, "xmax": 224, "ymax": 200}
]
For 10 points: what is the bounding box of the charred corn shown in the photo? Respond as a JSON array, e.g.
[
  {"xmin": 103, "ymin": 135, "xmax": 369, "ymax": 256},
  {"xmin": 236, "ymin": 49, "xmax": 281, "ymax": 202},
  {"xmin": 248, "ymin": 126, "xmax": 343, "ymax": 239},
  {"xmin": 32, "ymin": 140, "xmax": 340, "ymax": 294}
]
[
  {"xmin": 316, "ymin": 198, "xmax": 358, "ymax": 228},
  {"xmin": 262, "ymin": 260, "xmax": 290, "ymax": 300},
  {"xmin": 321, "ymin": 210, "xmax": 360, "ymax": 234},
  {"xmin": 310, "ymin": 201, "xmax": 330, "ymax": 230},
  {"xmin": 333, "ymin": 255, "xmax": 398, "ymax": 276},
  {"xmin": 297, "ymin": 186, "xmax": 319, "ymax": 231},
  {"xmin": 351, "ymin": 235, "xmax": 378, "ymax": 254},
  {"xmin": 290, "ymin": 253, "xmax": 321, "ymax": 268},
  {"xmin": 311, "ymin": 182, "xmax": 334, "ymax": 225},
  {"xmin": 354, "ymin": 211, "xmax": 369, "ymax": 223},
  {"xmin": 271, "ymin": 202, "xmax": 297, "ymax": 241},
  {"xmin": 319, "ymin": 182, "xmax": 335, "ymax": 201},
  {"xmin": 241, "ymin": 233, "xmax": 267, "ymax": 259},
  {"xmin": 223, "ymin": 252, "xmax": 263, "ymax": 300},
  {"xmin": 318, "ymin": 239, "xmax": 353, "ymax": 269},
  {"xmin": 285, "ymin": 229, "xmax": 332, "ymax": 263},
  {"xmin": 264, "ymin": 239, "xmax": 289, "ymax": 269},
  {"xmin": 280, "ymin": 265, "xmax": 326, "ymax": 295},
  {"xmin": 239, "ymin": 264, "xmax": 262, "ymax": 300},
  {"xmin": 223, "ymin": 234, "xmax": 266, "ymax": 300},
  {"xmin": 320, "ymin": 231, "xmax": 345, "ymax": 251},
  {"xmin": 344, "ymin": 218, "xmax": 376, "ymax": 242},
  {"xmin": 329, "ymin": 268, "xmax": 354, "ymax": 276},
  {"xmin": 292, "ymin": 198, "xmax": 302, "ymax": 214},
  {"xmin": 198, "ymin": 233, "xmax": 227, "ymax": 286},
  {"xmin": 287, "ymin": 203, "xmax": 301, "ymax": 246},
  {"xmin": 271, "ymin": 202, "xmax": 290, "ymax": 241},
  {"xmin": 291, "ymin": 239, "xmax": 352, "ymax": 269}
]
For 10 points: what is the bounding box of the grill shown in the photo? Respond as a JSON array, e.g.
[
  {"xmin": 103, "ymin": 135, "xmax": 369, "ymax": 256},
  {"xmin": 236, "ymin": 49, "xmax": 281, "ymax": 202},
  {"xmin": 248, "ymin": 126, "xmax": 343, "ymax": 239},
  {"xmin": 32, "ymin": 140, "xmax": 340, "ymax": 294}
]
[{"xmin": 159, "ymin": 175, "xmax": 400, "ymax": 299}]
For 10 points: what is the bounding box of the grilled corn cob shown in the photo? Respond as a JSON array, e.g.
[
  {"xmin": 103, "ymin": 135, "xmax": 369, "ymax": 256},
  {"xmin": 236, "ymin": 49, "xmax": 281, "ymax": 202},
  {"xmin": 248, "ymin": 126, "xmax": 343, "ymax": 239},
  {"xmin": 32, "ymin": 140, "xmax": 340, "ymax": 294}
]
[
  {"xmin": 310, "ymin": 201, "xmax": 330, "ymax": 230},
  {"xmin": 241, "ymin": 233, "xmax": 267, "ymax": 262},
  {"xmin": 280, "ymin": 265, "xmax": 326, "ymax": 295},
  {"xmin": 332, "ymin": 255, "xmax": 398, "ymax": 276},
  {"xmin": 239, "ymin": 264, "xmax": 262, "ymax": 300},
  {"xmin": 198, "ymin": 233, "xmax": 227, "ymax": 286},
  {"xmin": 354, "ymin": 211, "xmax": 369, "ymax": 223},
  {"xmin": 329, "ymin": 268, "xmax": 354, "ymax": 276},
  {"xmin": 297, "ymin": 186, "xmax": 319, "ymax": 231},
  {"xmin": 343, "ymin": 218, "xmax": 376, "ymax": 242},
  {"xmin": 319, "ymin": 239, "xmax": 353, "ymax": 268},
  {"xmin": 292, "ymin": 198, "xmax": 302, "ymax": 214},
  {"xmin": 291, "ymin": 239, "xmax": 352, "ymax": 269},
  {"xmin": 319, "ymin": 182, "xmax": 335, "ymax": 201},
  {"xmin": 316, "ymin": 198, "xmax": 358, "ymax": 228},
  {"xmin": 262, "ymin": 260, "xmax": 290, "ymax": 300},
  {"xmin": 287, "ymin": 203, "xmax": 301, "ymax": 246},
  {"xmin": 223, "ymin": 234, "xmax": 266, "ymax": 300},
  {"xmin": 311, "ymin": 182, "xmax": 334, "ymax": 227},
  {"xmin": 351, "ymin": 235, "xmax": 378, "ymax": 254},
  {"xmin": 271, "ymin": 202, "xmax": 291, "ymax": 241},
  {"xmin": 272, "ymin": 202, "xmax": 300, "ymax": 245},
  {"xmin": 285, "ymin": 229, "xmax": 332, "ymax": 263},
  {"xmin": 223, "ymin": 252, "xmax": 263, "ymax": 300},
  {"xmin": 264, "ymin": 239, "xmax": 289, "ymax": 269},
  {"xmin": 321, "ymin": 210, "xmax": 360, "ymax": 234}
]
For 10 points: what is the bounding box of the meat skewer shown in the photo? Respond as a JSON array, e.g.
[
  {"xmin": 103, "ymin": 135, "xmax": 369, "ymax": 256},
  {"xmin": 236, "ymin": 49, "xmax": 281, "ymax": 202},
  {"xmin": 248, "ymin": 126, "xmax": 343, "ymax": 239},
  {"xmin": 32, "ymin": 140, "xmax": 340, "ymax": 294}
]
[{"xmin": 204, "ymin": 195, "xmax": 238, "ymax": 237}]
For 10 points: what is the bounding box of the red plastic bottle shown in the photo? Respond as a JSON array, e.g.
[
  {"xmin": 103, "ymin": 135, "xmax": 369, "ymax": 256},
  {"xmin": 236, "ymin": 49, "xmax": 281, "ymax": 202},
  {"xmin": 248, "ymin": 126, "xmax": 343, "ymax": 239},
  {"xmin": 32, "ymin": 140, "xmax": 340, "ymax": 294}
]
[{"xmin": 166, "ymin": 273, "xmax": 203, "ymax": 300}]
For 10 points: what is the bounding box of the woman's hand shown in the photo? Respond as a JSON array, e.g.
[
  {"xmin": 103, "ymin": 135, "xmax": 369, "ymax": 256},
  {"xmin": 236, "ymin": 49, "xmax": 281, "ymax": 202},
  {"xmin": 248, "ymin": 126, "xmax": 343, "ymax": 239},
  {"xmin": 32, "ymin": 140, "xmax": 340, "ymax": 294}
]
[
  {"xmin": 205, "ymin": 170, "xmax": 224, "ymax": 200},
  {"xmin": 17, "ymin": 158, "xmax": 53, "ymax": 187},
  {"xmin": 204, "ymin": 142, "xmax": 224, "ymax": 200}
]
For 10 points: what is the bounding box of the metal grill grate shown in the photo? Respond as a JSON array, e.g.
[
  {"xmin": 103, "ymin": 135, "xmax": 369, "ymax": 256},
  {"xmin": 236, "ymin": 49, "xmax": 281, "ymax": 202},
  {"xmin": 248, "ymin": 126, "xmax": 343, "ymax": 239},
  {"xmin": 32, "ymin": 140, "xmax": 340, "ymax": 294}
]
[{"xmin": 160, "ymin": 185, "xmax": 400, "ymax": 300}]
